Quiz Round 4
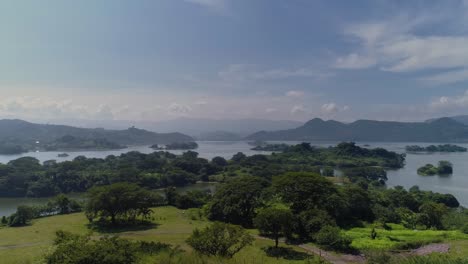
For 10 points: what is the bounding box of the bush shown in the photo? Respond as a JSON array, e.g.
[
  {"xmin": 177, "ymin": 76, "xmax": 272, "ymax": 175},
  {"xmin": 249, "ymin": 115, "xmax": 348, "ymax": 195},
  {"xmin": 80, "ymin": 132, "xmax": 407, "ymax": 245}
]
[
  {"xmin": 45, "ymin": 231, "xmax": 138, "ymax": 264},
  {"xmin": 186, "ymin": 222, "xmax": 253, "ymax": 258},
  {"xmin": 314, "ymin": 226, "xmax": 351, "ymax": 251},
  {"xmin": 461, "ymin": 223, "xmax": 468, "ymax": 234}
]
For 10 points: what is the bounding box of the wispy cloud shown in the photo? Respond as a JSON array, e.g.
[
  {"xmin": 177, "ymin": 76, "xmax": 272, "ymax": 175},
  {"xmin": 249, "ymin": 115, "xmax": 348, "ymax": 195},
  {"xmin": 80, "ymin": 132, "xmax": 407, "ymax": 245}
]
[
  {"xmin": 334, "ymin": 2, "xmax": 468, "ymax": 84},
  {"xmin": 184, "ymin": 0, "xmax": 228, "ymax": 12},
  {"xmin": 218, "ymin": 64, "xmax": 333, "ymax": 82},
  {"xmin": 285, "ymin": 90, "xmax": 305, "ymax": 98}
]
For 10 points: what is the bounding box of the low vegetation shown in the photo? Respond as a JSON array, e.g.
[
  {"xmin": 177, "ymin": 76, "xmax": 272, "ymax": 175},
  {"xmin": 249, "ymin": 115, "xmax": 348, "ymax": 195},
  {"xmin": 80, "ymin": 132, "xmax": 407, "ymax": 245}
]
[
  {"xmin": 406, "ymin": 144, "xmax": 467, "ymax": 153},
  {"xmin": 418, "ymin": 161, "xmax": 453, "ymax": 176}
]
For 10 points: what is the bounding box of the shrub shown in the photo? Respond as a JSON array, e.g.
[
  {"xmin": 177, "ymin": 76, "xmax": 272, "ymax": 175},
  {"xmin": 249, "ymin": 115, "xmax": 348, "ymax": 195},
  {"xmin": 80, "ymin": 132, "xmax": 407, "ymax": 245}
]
[
  {"xmin": 186, "ymin": 222, "xmax": 253, "ymax": 258},
  {"xmin": 314, "ymin": 226, "xmax": 351, "ymax": 251}
]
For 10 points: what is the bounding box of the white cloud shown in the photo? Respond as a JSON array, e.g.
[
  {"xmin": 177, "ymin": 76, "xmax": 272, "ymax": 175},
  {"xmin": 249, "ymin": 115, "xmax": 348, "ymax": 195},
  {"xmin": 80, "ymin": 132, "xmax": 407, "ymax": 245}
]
[
  {"xmin": 321, "ymin": 103, "xmax": 350, "ymax": 115},
  {"xmin": 167, "ymin": 103, "xmax": 192, "ymax": 115},
  {"xmin": 285, "ymin": 90, "xmax": 305, "ymax": 98},
  {"xmin": 335, "ymin": 4, "xmax": 468, "ymax": 83},
  {"xmin": 334, "ymin": 53, "xmax": 376, "ymax": 69},
  {"xmin": 290, "ymin": 105, "xmax": 307, "ymax": 115},
  {"xmin": 429, "ymin": 90, "xmax": 468, "ymax": 110},
  {"xmin": 95, "ymin": 104, "xmax": 115, "ymax": 120}
]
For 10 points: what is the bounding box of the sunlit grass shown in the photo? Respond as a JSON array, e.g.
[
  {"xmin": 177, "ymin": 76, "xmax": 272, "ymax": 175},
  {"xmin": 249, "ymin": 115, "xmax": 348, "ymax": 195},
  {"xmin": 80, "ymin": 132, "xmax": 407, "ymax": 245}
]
[
  {"xmin": 345, "ymin": 223, "xmax": 468, "ymax": 250},
  {"xmin": 0, "ymin": 207, "xmax": 320, "ymax": 264}
]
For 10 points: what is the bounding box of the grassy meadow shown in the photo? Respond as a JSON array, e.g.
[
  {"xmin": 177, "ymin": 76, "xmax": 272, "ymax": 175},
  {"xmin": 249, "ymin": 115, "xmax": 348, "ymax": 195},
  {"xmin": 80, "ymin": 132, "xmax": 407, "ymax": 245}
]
[{"xmin": 0, "ymin": 207, "xmax": 318, "ymax": 264}]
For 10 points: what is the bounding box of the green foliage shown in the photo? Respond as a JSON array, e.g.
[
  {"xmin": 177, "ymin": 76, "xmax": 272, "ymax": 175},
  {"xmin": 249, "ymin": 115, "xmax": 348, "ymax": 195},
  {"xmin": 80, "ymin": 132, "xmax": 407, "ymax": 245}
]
[
  {"xmin": 343, "ymin": 166, "xmax": 387, "ymax": 185},
  {"xmin": 85, "ymin": 183, "xmax": 162, "ymax": 225},
  {"xmin": 314, "ymin": 225, "xmax": 352, "ymax": 251},
  {"xmin": 294, "ymin": 208, "xmax": 336, "ymax": 241},
  {"xmin": 8, "ymin": 205, "xmax": 35, "ymax": 226},
  {"xmin": 207, "ymin": 176, "xmax": 267, "ymax": 226},
  {"xmin": 272, "ymin": 172, "xmax": 337, "ymax": 213},
  {"xmin": 406, "ymin": 144, "xmax": 467, "ymax": 153},
  {"xmin": 176, "ymin": 190, "xmax": 211, "ymax": 209},
  {"xmin": 45, "ymin": 231, "xmax": 138, "ymax": 264},
  {"xmin": 438, "ymin": 161, "xmax": 453, "ymax": 174},
  {"xmin": 417, "ymin": 161, "xmax": 453, "ymax": 176},
  {"xmin": 186, "ymin": 222, "xmax": 254, "ymax": 258},
  {"xmin": 321, "ymin": 166, "xmax": 334, "ymax": 176},
  {"xmin": 254, "ymin": 208, "xmax": 293, "ymax": 247}
]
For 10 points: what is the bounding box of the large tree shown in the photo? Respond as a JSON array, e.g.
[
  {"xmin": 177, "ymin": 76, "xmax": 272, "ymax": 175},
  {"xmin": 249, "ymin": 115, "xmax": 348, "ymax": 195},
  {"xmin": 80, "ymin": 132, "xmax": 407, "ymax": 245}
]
[
  {"xmin": 254, "ymin": 208, "xmax": 293, "ymax": 248},
  {"xmin": 272, "ymin": 172, "xmax": 338, "ymax": 213},
  {"xmin": 85, "ymin": 183, "xmax": 161, "ymax": 225},
  {"xmin": 207, "ymin": 176, "xmax": 267, "ymax": 227}
]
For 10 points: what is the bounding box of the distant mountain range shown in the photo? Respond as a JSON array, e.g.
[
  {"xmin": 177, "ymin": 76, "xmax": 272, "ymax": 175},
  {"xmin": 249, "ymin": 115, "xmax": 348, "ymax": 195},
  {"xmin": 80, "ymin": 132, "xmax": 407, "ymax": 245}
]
[
  {"xmin": 247, "ymin": 117, "xmax": 468, "ymax": 142},
  {"xmin": 33, "ymin": 118, "xmax": 304, "ymax": 140},
  {"xmin": 0, "ymin": 119, "xmax": 193, "ymax": 146},
  {"xmin": 426, "ymin": 115, "xmax": 468, "ymax": 126}
]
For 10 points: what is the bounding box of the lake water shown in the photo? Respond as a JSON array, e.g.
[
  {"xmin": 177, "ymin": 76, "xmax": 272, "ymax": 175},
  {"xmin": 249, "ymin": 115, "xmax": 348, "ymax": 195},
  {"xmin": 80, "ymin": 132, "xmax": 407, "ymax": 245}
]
[{"xmin": 1, "ymin": 141, "xmax": 468, "ymax": 216}]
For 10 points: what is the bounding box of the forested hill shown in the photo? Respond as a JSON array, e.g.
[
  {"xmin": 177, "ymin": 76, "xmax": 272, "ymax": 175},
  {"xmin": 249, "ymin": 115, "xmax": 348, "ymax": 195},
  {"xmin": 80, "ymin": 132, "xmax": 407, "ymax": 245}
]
[
  {"xmin": 0, "ymin": 119, "xmax": 193, "ymax": 146},
  {"xmin": 247, "ymin": 117, "xmax": 468, "ymax": 142}
]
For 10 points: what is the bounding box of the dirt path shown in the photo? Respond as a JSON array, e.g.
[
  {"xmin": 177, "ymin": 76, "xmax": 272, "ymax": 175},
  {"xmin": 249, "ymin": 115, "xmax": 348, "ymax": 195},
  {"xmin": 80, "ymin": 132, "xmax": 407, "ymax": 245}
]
[
  {"xmin": 297, "ymin": 243, "xmax": 365, "ymax": 264},
  {"xmin": 410, "ymin": 243, "xmax": 450, "ymax": 256},
  {"xmin": 256, "ymin": 235, "xmax": 451, "ymax": 264}
]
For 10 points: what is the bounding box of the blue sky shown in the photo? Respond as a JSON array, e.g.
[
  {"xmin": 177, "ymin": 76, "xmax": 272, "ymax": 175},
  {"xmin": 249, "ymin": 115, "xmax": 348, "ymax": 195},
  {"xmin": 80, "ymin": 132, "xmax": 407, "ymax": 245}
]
[{"xmin": 1, "ymin": 0, "xmax": 468, "ymax": 123}]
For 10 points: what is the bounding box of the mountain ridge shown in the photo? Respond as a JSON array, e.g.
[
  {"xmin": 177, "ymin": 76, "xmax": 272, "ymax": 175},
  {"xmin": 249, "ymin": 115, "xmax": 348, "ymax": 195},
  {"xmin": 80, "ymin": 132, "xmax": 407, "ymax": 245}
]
[
  {"xmin": 0, "ymin": 119, "xmax": 193, "ymax": 146},
  {"xmin": 247, "ymin": 117, "xmax": 468, "ymax": 142}
]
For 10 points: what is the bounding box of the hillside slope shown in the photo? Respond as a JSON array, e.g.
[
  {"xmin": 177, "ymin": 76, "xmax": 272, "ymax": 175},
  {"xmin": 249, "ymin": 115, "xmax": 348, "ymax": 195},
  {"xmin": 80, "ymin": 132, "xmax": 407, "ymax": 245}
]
[
  {"xmin": 0, "ymin": 119, "xmax": 193, "ymax": 146},
  {"xmin": 247, "ymin": 117, "xmax": 468, "ymax": 142}
]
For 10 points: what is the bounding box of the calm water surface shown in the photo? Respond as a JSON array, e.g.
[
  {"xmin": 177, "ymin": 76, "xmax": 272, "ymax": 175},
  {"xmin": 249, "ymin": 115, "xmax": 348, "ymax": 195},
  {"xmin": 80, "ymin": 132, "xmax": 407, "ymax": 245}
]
[{"xmin": 1, "ymin": 141, "xmax": 468, "ymax": 216}]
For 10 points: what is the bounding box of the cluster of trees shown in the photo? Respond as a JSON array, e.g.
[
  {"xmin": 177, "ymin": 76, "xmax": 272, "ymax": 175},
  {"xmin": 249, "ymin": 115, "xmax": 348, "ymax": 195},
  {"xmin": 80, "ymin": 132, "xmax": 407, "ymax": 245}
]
[
  {"xmin": 85, "ymin": 183, "xmax": 164, "ymax": 225},
  {"xmin": 417, "ymin": 161, "xmax": 453, "ymax": 176},
  {"xmin": 0, "ymin": 151, "xmax": 221, "ymax": 197},
  {"xmin": 45, "ymin": 230, "xmax": 171, "ymax": 264},
  {"xmin": 0, "ymin": 142, "xmax": 405, "ymax": 198},
  {"xmin": 250, "ymin": 143, "xmax": 290, "ymax": 151},
  {"xmin": 3, "ymin": 194, "xmax": 82, "ymax": 227},
  {"xmin": 204, "ymin": 172, "xmax": 460, "ymax": 251},
  {"xmin": 406, "ymin": 144, "xmax": 467, "ymax": 153}
]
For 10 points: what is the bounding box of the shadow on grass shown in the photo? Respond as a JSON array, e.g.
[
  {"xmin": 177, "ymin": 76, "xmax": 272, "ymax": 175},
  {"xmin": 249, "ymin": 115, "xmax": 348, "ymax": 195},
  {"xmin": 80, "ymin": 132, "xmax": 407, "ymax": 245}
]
[
  {"xmin": 87, "ymin": 220, "xmax": 159, "ymax": 234},
  {"xmin": 263, "ymin": 246, "xmax": 310, "ymax": 260}
]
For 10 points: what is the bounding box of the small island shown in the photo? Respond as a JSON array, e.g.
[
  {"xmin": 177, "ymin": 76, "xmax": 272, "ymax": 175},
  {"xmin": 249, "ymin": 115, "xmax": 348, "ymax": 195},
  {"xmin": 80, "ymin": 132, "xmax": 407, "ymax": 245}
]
[
  {"xmin": 251, "ymin": 143, "xmax": 290, "ymax": 151},
  {"xmin": 151, "ymin": 141, "xmax": 198, "ymax": 150},
  {"xmin": 406, "ymin": 144, "xmax": 467, "ymax": 153},
  {"xmin": 417, "ymin": 161, "xmax": 453, "ymax": 176}
]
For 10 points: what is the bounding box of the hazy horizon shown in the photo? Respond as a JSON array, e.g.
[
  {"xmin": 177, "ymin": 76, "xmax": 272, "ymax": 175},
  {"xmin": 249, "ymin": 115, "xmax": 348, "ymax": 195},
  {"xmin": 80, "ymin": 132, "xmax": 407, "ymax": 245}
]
[{"xmin": 2, "ymin": 0, "xmax": 468, "ymax": 124}]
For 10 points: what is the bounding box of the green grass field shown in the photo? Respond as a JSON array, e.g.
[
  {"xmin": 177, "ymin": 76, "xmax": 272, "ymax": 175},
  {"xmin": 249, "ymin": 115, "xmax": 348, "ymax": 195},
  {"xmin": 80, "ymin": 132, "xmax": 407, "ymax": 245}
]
[
  {"xmin": 2, "ymin": 208, "xmax": 468, "ymax": 263},
  {"xmin": 345, "ymin": 223, "xmax": 468, "ymax": 251},
  {"xmin": 0, "ymin": 207, "xmax": 318, "ymax": 264}
]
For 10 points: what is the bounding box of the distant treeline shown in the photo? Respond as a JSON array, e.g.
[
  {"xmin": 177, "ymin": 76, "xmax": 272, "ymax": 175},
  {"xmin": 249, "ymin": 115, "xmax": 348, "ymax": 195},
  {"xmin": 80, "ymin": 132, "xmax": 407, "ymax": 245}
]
[
  {"xmin": 0, "ymin": 142, "xmax": 405, "ymax": 197},
  {"xmin": 406, "ymin": 144, "xmax": 467, "ymax": 153}
]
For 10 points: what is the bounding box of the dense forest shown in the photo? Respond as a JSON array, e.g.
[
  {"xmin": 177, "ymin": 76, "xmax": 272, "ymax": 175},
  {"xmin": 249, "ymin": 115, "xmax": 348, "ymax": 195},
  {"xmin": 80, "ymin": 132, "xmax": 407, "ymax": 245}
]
[{"xmin": 0, "ymin": 142, "xmax": 405, "ymax": 197}]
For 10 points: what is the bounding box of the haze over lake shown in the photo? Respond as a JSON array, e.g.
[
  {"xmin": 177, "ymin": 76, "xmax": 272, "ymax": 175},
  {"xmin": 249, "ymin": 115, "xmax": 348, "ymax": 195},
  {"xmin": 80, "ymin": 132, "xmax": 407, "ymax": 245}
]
[{"xmin": 1, "ymin": 141, "xmax": 468, "ymax": 216}]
